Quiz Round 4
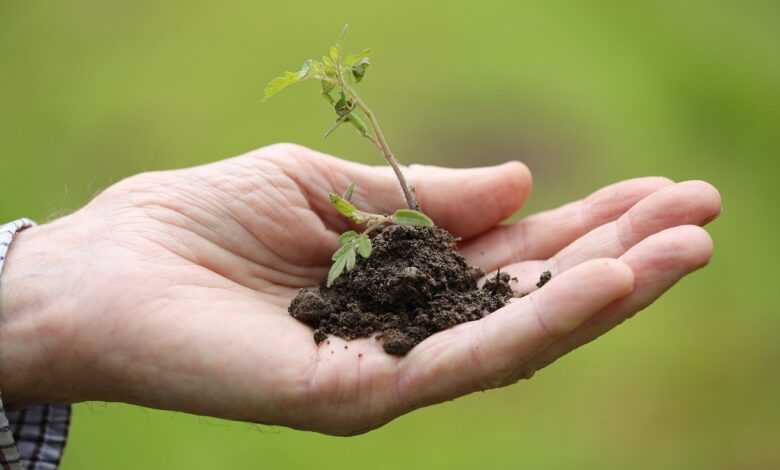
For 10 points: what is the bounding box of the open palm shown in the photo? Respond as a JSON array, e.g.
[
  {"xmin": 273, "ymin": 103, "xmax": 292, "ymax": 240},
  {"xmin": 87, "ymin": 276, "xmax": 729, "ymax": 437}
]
[{"xmin": 26, "ymin": 144, "xmax": 719, "ymax": 435}]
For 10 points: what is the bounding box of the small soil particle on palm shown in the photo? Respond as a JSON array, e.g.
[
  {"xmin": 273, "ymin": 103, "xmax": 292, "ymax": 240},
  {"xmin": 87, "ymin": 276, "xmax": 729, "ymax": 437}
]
[
  {"xmin": 289, "ymin": 225, "xmax": 515, "ymax": 355},
  {"xmin": 536, "ymin": 270, "xmax": 552, "ymax": 288}
]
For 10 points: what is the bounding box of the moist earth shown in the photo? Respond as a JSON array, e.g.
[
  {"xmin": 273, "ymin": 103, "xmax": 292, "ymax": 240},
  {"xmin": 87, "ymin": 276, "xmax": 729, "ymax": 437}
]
[{"xmin": 289, "ymin": 224, "xmax": 518, "ymax": 356}]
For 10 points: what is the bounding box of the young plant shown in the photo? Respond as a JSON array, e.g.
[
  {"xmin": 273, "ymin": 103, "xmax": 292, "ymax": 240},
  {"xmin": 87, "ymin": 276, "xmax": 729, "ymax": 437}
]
[{"xmin": 263, "ymin": 26, "xmax": 433, "ymax": 286}]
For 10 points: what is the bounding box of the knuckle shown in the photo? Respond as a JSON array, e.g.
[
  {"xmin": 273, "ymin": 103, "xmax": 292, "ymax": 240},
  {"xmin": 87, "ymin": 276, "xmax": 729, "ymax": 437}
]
[{"xmin": 263, "ymin": 142, "xmax": 313, "ymax": 159}]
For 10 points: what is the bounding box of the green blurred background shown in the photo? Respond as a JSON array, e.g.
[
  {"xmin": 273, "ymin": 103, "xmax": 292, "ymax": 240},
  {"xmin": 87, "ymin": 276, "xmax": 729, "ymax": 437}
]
[{"xmin": 1, "ymin": 1, "xmax": 778, "ymax": 468}]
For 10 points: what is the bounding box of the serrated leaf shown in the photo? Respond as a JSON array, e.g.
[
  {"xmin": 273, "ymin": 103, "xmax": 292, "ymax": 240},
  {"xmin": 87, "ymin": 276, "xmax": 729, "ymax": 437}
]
[
  {"xmin": 342, "ymin": 182, "xmax": 356, "ymax": 201},
  {"xmin": 357, "ymin": 235, "xmax": 372, "ymax": 258},
  {"xmin": 327, "ymin": 253, "xmax": 348, "ymax": 287},
  {"xmin": 328, "ymin": 192, "xmax": 358, "ymax": 218},
  {"xmin": 392, "ymin": 209, "xmax": 434, "ymax": 227},
  {"xmin": 339, "ymin": 230, "xmax": 359, "ymax": 244},
  {"xmin": 331, "ymin": 242, "xmax": 352, "ymax": 261},
  {"xmin": 345, "ymin": 247, "xmax": 356, "ymax": 270},
  {"xmin": 262, "ymin": 60, "xmax": 312, "ymax": 102}
]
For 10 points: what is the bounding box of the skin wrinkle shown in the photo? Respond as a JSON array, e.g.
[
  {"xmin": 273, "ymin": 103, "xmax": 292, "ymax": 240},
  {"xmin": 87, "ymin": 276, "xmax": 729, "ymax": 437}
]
[
  {"xmin": 462, "ymin": 176, "xmax": 665, "ymax": 272},
  {"xmin": 187, "ymin": 169, "xmax": 300, "ymax": 269},
  {"xmin": 615, "ymin": 213, "xmax": 634, "ymax": 254},
  {"xmin": 104, "ymin": 226, "xmax": 284, "ymax": 303},
  {"xmin": 394, "ymin": 343, "xmax": 424, "ymax": 413},
  {"xmin": 222, "ymin": 188, "xmax": 291, "ymax": 263},
  {"xmin": 525, "ymin": 226, "xmax": 714, "ymax": 374},
  {"xmin": 397, "ymin": 333, "xmax": 445, "ymax": 410},
  {"xmin": 260, "ymin": 152, "xmax": 318, "ymax": 214},
  {"xmin": 499, "ymin": 222, "xmax": 528, "ymax": 268},
  {"xmin": 0, "ymin": 140, "xmax": 720, "ymax": 435},
  {"xmin": 577, "ymin": 196, "xmax": 592, "ymax": 253},
  {"xmin": 543, "ymin": 253, "xmax": 560, "ymax": 280},
  {"xmin": 485, "ymin": 182, "xmax": 719, "ymax": 377},
  {"xmin": 136, "ymin": 169, "xmax": 312, "ymax": 278},
  {"xmin": 303, "ymin": 341, "xmax": 325, "ymax": 418},
  {"xmin": 241, "ymin": 165, "xmax": 332, "ymax": 266},
  {"xmin": 521, "ymin": 182, "xmax": 716, "ymax": 287},
  {"xmin": 137, "ymin": 179, "xmax": 323, "ymax": 285},
  {"xmin": 269, "ymin": 152, "xmax": 352, "ymax": 236},
  {"xmin": 107, "ymin": 216, "xmax": 200, "ymax": 266},
  {"xmin": 477, "ymin": 177, "xmax": 506, "ymax": 227},
  {"xmin": 528, "ymin": 291, "xmax": 556, "ymax": 343},
  {"xmin": 353, "ymin": 344, "xmax": 362, "ymax": 421},
  {"xmin": 139, "ymin": 203, "xmax": 312, "ymax": 290},
  {"xmin": 469, "ymin": 316, "xmax": 492, "ymax": 390},
  {"xmin": 106, "ymin": 287, "xmax": 250, "ymax": 407}
]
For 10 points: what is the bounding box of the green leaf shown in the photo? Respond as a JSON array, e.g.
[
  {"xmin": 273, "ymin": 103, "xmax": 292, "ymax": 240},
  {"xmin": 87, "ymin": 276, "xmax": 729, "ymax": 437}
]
[
  {"xmin": 392, "ymin": 209, "xmax": 434, "ymax": 227},
  {"xmin": 324, "ymin": 114, "xmax": 350, "ymax": 138},
  {"xmin": 334, "ymin": 92, "xmax": 353, "ymax": 116},
  {"xmin": 345, "ymin": 49, "xmax": 371, "ymax": 67},
  {"xmin": 331, "ymin": 242, "xmax": 351, "ymax": 261},
  {"xmin": 351, "ymin": 58, "xmax": 370, "ymax": 83},
  {"xmin": 345, "ymin": 246, "xmax": 356, "ymax": 271},
  {"xmin": 321, "ymin": 55, "xmax": 337, "ymax": 77},
  {"xmin": 262, "ymin": 60, "xmax": 312, "ymax": 101},
  {"xmin": 348, "ymin": 113, "xmax": 370, "ymax": 138},
  {"xmin": 325, "ymin": 112, "xmax": 369, "ymax": 139},
  {"xmin": 329, "ymin": 45, "xmax": 340, "ymax": 63},
  {"xmin": 342, "ymin": 183, "xmax": 356, "ymax": 201},
  {"xmin": 339, "ymin": 230, "xmax": 359, "ymax": 244},
  {"xmin": 321, "ymin": 79, "xmax": 335, "ymax": 96},
  {"xmin": 357, "ymin": 235, "xmax": 372, "ymax": 258},
  {"xmin": 328, "ymin": 193, "xmax": 358, "ymax": 218},
  {"xmin": 327, "ymin": 253, "xmax": 348, "ymax": 287}
]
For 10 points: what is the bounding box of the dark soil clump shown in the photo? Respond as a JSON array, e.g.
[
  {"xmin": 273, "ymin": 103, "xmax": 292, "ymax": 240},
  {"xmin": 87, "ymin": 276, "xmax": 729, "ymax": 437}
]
[
  {"xmin": 536, "ymin": 270, "xmax": 552, "ymax": 288},
  {"xmin": 289, "ymin": 225, "xmax": 515, "ymax": 356}
]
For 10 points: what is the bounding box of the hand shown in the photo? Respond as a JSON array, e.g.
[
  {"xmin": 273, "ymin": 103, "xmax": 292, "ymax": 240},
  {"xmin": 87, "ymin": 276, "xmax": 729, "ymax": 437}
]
[{"xmin": 0, "ymin": 144, "xmax": 720, "ymax": 435}]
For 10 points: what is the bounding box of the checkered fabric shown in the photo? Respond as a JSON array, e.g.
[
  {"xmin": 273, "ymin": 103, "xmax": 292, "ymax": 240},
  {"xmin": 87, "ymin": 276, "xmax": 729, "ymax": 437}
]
[{"xmin": 1, "ymin": 219, "xmax": 71, "ymax": 470}]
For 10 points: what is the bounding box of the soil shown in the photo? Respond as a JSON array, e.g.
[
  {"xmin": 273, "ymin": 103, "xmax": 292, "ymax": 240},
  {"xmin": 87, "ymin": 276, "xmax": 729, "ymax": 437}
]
[
  {"xmin": 536, "ymin": 270, "xmax": 552, "ymax": 288},
  {"xmin": 290, "ymin": 224, "xmax": 528, "ymax": 356}
]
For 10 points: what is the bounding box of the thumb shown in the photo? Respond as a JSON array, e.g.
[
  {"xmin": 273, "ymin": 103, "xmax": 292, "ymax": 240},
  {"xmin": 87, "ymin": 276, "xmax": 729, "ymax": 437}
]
[
  {"xmin": 343, "ymin": 160, "xmax": 533, "ymax": 240},
  {"xmin": 248, "ymin": 144, "xmax": 533, "ymax": 240}
]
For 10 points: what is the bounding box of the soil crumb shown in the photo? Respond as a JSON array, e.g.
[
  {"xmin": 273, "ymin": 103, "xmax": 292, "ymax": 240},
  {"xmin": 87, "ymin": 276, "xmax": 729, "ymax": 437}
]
[
  {"xmin": 536, "ymin": 270, "xmax": 552, "ymax": 288},
  {"xmin": 289, "ymin": 225, "xmax": 515, "ymax": 356}
]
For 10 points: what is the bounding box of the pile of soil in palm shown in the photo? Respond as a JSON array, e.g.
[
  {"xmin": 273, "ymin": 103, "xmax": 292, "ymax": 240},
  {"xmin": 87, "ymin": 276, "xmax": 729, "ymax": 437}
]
[{"xmin": 289, "ymin": 224, "xmax": 516, "ymax": 356}]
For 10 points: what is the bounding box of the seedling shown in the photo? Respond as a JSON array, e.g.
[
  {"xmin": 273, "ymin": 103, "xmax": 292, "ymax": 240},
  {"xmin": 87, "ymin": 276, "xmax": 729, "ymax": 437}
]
[{"xmin": 264, "ymin": 26, "xmax": 433, "ymax": 286}]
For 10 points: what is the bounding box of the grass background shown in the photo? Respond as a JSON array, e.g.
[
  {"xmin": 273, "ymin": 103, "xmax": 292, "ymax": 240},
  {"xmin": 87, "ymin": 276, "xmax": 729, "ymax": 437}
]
[{"xmin": 1, "ymin": 1, "xmax": 778, "ymax": 468}]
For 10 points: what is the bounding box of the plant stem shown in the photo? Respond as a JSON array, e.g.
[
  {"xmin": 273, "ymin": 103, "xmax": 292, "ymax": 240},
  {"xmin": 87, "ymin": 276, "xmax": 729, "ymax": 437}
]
[{"xmin": 340, "ymin": 80, "xmax": 419, "ymax": 210}]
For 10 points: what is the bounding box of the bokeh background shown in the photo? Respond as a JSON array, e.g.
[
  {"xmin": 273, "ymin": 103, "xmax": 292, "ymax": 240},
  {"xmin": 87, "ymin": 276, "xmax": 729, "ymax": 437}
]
[{"xmin": 2, "ymin": 1, "xmax": 778, "ymax": 468}]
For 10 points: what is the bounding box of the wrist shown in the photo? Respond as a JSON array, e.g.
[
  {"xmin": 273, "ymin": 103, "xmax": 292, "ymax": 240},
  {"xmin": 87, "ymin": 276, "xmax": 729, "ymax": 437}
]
[{"xmin": 0, "ymin": 215, "xmax": 89, "ymax": 406}]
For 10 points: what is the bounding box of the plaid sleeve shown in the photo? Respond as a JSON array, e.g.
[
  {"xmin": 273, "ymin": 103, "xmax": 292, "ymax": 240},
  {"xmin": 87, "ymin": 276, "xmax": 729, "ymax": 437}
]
[{"xmin": 1, "ymin": 219, "xmax": 71, "ymax": 470}]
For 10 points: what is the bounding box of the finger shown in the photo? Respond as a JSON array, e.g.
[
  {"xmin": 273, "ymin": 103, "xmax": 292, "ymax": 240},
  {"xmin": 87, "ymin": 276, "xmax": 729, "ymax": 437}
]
[
  {"xmin": 525, "ymin": 225, "xmax": 714, "ymax": 374},
  {"xmin": 259, "ymin": 144, "xmax": 533, "ymax": 240},
  {"xmin": 398, "ymin": 258, "xmax": 634, "ymax": 409},
  {"xmin": 496, "ymin": 180, "xmax": 721, "ymax": 293},
  {"xmin": 346, "ymin": 161, "xmax": 533, "ymax": 240},
  {"xmin": 462, "ymin": 176, "xmax": 674, "ymax": 271},
  {"xmin": 407, "ymin": 162, "xmax": 533, "ymax": 239}
]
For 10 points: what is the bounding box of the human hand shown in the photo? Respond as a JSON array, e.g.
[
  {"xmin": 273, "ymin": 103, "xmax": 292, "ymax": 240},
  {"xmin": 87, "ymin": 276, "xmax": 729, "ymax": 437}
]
[{"xmin": 0, "ymin": 144, "xmax": 720, "ymax": 435}]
